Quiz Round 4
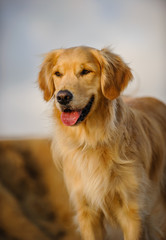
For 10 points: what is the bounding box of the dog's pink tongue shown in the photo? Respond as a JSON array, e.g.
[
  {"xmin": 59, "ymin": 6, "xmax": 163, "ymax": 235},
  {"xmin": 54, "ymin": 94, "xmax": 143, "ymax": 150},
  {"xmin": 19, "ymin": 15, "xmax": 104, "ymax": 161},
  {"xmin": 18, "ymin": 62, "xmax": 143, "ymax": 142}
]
[{"xmin": 61, "ymin": 111, "xmax": 81, "ymax": 126}]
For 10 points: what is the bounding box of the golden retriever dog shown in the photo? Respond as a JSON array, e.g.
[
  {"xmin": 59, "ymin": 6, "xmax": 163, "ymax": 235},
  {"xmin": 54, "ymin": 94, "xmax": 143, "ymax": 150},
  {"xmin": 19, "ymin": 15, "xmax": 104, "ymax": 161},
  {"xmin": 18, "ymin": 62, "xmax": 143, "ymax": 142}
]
[{"xmin": 38, "ymin": 46, "xmax": 166, "ymax": 240}]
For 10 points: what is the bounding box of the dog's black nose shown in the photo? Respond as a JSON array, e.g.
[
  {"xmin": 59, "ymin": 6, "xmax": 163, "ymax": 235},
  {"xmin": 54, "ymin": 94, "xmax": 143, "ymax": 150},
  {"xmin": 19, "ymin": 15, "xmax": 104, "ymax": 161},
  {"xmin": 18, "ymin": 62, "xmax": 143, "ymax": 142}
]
[{"xmin": 56, "ymin": 90, "xmax": 73, "ymax": 105}]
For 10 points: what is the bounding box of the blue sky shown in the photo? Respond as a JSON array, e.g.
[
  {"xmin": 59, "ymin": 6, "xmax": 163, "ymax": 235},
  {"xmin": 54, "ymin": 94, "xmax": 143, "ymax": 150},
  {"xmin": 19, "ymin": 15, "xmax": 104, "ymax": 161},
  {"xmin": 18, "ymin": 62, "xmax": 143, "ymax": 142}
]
[{"xmin": 0, "ymin": 0, "xmax": 166, "ymax": 138}]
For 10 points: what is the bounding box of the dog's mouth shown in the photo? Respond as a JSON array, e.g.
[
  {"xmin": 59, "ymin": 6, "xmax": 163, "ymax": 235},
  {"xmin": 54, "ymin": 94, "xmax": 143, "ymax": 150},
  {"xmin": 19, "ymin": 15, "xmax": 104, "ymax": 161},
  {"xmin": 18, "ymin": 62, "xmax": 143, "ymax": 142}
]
[{"xmin": 60, "ymin": 95, "xmax": 94, "ymax": 126}]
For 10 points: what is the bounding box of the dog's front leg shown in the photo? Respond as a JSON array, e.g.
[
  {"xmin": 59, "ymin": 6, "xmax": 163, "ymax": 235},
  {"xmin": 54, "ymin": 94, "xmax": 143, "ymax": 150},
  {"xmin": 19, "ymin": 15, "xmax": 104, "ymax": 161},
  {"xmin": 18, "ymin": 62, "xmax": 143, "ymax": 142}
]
[
  {"xmin": 76, "ymin": 198, "xmax": 104, "ymax": 240},
  {"xmin": 117, "ymin": 207, "xmax": 142, "ymax": 240}
]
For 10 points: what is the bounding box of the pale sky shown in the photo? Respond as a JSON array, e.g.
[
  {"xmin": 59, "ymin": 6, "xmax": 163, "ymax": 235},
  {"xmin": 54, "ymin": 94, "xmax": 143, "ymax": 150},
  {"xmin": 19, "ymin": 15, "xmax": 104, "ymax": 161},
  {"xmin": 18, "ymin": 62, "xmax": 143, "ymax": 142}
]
[{"xmin": 0, "ymin": 0, "xmax": 166, "ymax": 138}]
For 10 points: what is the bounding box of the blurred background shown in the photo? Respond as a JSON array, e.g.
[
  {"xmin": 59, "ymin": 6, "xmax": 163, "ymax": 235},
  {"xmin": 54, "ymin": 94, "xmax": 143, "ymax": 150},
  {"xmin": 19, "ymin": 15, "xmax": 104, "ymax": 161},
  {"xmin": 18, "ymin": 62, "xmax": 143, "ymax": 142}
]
[{"xmin": 0, "ymin": 0, "xmax": 166, "ymax": 138}]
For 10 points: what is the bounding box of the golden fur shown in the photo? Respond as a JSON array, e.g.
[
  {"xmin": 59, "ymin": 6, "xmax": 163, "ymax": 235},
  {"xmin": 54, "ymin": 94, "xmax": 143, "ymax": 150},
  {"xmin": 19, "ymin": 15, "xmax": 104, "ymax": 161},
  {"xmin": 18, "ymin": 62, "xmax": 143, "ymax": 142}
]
[{"xmin": 38, "ymin": 46, "xmax": 166, "ymax": 240}]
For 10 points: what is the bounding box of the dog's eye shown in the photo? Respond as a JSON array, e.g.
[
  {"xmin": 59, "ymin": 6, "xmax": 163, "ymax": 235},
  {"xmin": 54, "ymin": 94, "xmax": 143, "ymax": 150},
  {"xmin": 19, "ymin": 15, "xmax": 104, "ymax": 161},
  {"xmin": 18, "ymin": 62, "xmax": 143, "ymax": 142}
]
[
  {"xmin": 80, "ymin": 69, "xmax": 91, "ymax": 76},
  {"xmin": 55, "ymin": 71, "xmax": 62, "ymax": 77}
]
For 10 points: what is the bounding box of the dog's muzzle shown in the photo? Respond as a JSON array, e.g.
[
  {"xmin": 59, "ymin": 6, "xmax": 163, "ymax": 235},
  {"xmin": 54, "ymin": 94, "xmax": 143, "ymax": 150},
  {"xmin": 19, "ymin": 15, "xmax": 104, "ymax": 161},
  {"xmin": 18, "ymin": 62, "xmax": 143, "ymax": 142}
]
[{"xmin": 56, "ymin": 91, "xmax": 94, "ymax": 126}]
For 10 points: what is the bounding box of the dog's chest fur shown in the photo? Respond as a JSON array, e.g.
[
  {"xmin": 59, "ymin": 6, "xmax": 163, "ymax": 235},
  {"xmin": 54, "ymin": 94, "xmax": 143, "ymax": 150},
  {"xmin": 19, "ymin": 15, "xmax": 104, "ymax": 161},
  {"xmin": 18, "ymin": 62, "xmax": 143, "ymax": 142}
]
[
  {"xmin": 62, "ymin": 145, "xmax": 110, "ymax": 207},
  {"xmin": 59, "ymin": 140, "xmax": 138, "ymax": 215}
]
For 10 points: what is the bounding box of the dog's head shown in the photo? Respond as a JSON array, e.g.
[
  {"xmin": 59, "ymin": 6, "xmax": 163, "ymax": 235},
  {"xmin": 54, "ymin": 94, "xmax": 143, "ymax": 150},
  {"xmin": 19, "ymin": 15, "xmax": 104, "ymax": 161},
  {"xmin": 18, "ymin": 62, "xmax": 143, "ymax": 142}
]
[{"xmin": 38, "ymin": 46, "xmax": 132, "ymax": 126}]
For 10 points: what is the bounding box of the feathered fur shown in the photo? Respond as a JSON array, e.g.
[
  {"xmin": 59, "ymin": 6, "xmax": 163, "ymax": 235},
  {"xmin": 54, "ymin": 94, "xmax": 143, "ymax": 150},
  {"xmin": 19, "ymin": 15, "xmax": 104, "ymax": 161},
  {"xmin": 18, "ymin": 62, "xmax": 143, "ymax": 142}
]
[{"xmin": 38, "ymin": 46, "xmax": 166, "ymax": 240}]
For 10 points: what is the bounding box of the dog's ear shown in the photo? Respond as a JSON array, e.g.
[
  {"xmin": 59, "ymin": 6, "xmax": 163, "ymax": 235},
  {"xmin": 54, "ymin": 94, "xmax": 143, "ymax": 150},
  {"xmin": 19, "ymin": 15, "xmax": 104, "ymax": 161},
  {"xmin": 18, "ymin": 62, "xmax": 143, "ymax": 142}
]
[
  {"xmin": 100, "ymin": 48, "xmax": 133, "ymax": 100},
  {"xmin": 38, "ymin": 52, "xmax": 56, "ymax": 101},
  {"xmin": 38, "ymin": 50, "xmax": 62, "ymax": 101}
]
